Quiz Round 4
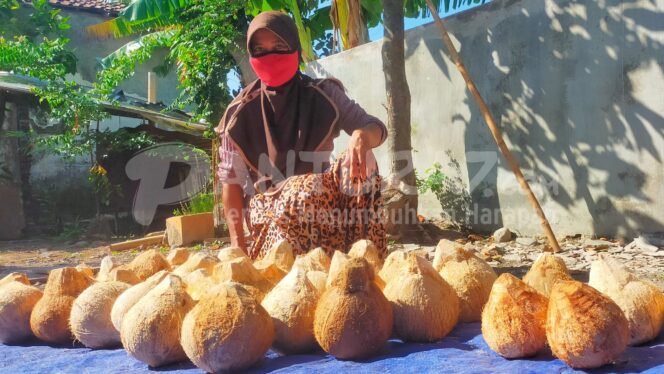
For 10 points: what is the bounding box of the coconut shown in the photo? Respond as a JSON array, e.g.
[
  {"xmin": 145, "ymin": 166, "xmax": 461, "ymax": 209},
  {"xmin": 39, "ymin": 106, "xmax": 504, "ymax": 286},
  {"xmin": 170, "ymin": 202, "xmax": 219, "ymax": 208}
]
[
  {"xmin": 116, "ymin": 249, "xmax": 171, "ymax": 281},
  {"xmin": 217, "ymin": 246, "xmax": 249, "ymax": 264},
  {"xmin": 481, "ymin": 273, "xmax": 548, "ymax": 358},
  {"xmin": 383, "ymin": 254, "xmax": 459, "ymax": 342},
  {"xmin": 173, "ymin": 252, "xmax": 219, "ymax": 277},
  {"xmin": 0, "ymin": 281, "xmax": 43, "ymax": 343},
  {"xmin": 348, "ymin": 239, "xmax": 383, "ymax": 272},
  {"xmin": 181, "ymin": 282, "xmax": 274, "ymax": 373},
  {"xmin": 438, "ymin": 247, "xmax": 497, "ymax": 322},
  {"xmin": 110, "ymin": 270, "xmax": 169, "ymax": 332},
  {"xmin": 184, "ymin": 269, "xmax": 219, "ymax": 301},
  {"xmin": 70, "ymin": 281, "xmax": 130, "ymax": 348},
  {"xmin": 30, "ymin": 267, "xmax": 95, "ymax": 344},
  {"xmin": 306, "ymin": 271, "xmax": 328, "ymax": 294},
  {"xmin": 213, "ymin": 258, "xmax": 272, "ymax": 301},
  {"xmin": 293, "ymin": 247, "xmax": 331, "ymax": 273},
  {"xmin": 108, "ymin": 268, "xmax": 140, "ymax": 285},
  {"xmin": 326, "ymin": 251, "xmax": 351, "ymax": 288},
  {"xmin": 262, "ymin": 266, "xmax": 320, "ymax": 354},
  {"xmin": 97, "ymin": 256, "xmax": 115, "ymax": 282},
  {"xmin": 254, "ymin": 239, "xmax": 295, "ymax": 285},
  {"xmin": 589, "ymin": 255, "xmax": 664, "ymax": 345},
  {"xmin": 432, "ymin": 239, "xmax": 459, "ymax": 271},
  {"xmin": 0, "ymin": 272, "xmax": 30, "ymax": 287},
  {"xmin": 167, "ymin": 247, "xmax": 190, "ymax": 266},
  {"xmin": 314, "ymin": 257, "xmax": 393, "ymax": 360},
  {"xmin": 547, "ymin": 280, "xmax": 629, "ymax": 369},
  {"xmin": 121, "ymin": 274, "xmax": 194, "ymax": 367},
  {"xmin": 76, "ymin": 263, "xmax": 95, "ymax": 278},
  {"xmin": 378, "ymin": 250, "xmax": 408, "ymax": 287},
  {"xmin": 523, "ymin": 253, "xmax": 573, "ymax": 297}
]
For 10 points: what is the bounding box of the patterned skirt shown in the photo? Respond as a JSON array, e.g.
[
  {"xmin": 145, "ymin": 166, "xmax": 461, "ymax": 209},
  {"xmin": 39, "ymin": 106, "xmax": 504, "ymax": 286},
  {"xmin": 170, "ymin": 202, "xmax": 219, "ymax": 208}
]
[{"xmin": 247, "ymin": 153, "xmax": 386, "ymax": 260}]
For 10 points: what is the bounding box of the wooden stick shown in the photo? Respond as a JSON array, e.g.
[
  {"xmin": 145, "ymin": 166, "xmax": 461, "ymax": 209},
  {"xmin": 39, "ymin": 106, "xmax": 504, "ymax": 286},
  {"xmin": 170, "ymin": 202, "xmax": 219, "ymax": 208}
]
[{"xmin": 424, "ymin": 0, "xmax": 561, "ymax": 253}]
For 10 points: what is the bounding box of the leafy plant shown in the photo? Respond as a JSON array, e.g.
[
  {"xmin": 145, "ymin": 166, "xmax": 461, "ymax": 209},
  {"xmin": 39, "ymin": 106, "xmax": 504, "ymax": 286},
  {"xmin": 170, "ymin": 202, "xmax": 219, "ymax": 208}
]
[
  {"xmin": 173, "ymin": 190, "xmax": 215, "ymax": 216},
  {"xmin": 56, "ymin": 216, "xmax": 86, "ymax": 243}
]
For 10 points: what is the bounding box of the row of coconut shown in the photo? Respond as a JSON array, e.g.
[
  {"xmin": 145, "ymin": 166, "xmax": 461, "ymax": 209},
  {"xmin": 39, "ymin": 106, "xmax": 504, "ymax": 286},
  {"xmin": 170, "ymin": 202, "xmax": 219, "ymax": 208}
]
[{"xmin": 1, "ymin": 239, "xmax": 663, "ymax": 372}]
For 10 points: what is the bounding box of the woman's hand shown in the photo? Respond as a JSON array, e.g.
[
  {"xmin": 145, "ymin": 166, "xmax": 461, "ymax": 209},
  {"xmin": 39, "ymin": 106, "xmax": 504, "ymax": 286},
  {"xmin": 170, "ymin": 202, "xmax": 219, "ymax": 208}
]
[{"xmin": 343, "ymin": 125, "xmax": 382, "ymax": 194}]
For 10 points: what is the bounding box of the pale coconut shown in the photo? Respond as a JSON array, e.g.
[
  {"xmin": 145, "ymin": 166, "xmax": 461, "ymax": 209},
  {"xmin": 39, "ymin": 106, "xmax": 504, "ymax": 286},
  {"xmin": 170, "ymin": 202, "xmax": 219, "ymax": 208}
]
[
  {"xmin": 110, "ymin": 270, "xmax": 169, "ymax": 332},
  {"xmin": 107, "ymin": 267, "xmax": 140, "ymax": 285},
  {"xmin": 70, "ymin": 281, "xmax": 130, "ymax": 348},
  {"xmin": 348, "ymin": 239, "xmax": 383, "ymax": 272},
  {"xmin": 523, "ymin": 253, "xmax": 573, "ymax": 297},
  {"xmin": 116, "ymin": 249, "xmax": 171, "ymax": 281},
  {"xmin": 293, "ymin": 247, "xmax": 331, "ymax": 273},
  {"xmin": 217, "ymin": 246, "xmax": 249, "ymax": 263},
  {"xmin": 30, "ymin": 267, "xmax": 95, "ymax": 344},
  {"xmin": 306, "ymin": 271, "xmax": 328, "ymax": 294},
  {"xmin": 589, "ymin": 255, "xmax": 664, "ymax": 345},
  {"xmin": 167, "ymin": 247, "xmax": 190, "ymax": 266},
  {"xmin": 121, "ymin": 274, "xmax": 194, "ymax": 367},
  {"xmin": 481, "ymin": 273, "xmax": 548, "ymax": 358},
  {"xmin": 0, "ymin": 272, "xmax": 30, "ymax": 287},
  {"xmin": 181, "ymin": 282, "xmax": 274, "ymax": 373},
  {"xmin": 213, "ymin": 258, "xmax": 272, "ymax": 301},
  {"xmin": 432, "ymin": 239, "xmax": 459, "ymax": 271},
  {"xmin": 173, "ymin": 252, "xmax": 218, "ymax": 277},
  {"xmin": 438, "ymin": 247, "xmax": 497, "ymax": 322},
  {"xmin": 254, "ymin": 239, "xmax": 295, "ymax": 285},
  {"xmin": 378, "ymin": 250, "xmax": 408, "ymax": 287},
  {"xmin": 326, "ymin": 251, "xmax": 351, "ymax": 288},
  {"xmin": 97, "ymin": 256, "xmax": 115, "ymax": 282},
  {"xmin": 314, "ymin": 257, "xmax": 393, "ymax": 360},
  {"xmin": 383, "ymin": 254, "xmax": 459, "ymax": 342},
  {"xmin": 262, "ymin": 266, "xmax": 320, "ymax": 354},
  {"xmin": 0, "ymin": 281, "xmax": 43, "ymax": 343},
  {"xmin": 184, "ymin": 269, "xmax": 219, "ymax": 301},
  {"xmin": 547, "ymin": 280, "xmax": 629, "ymax": 369}
]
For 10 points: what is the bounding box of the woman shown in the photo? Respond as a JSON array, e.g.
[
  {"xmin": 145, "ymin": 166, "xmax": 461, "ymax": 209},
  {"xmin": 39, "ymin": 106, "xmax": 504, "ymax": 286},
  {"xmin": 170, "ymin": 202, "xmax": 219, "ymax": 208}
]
[{"xmin": 216, "ymin": 11, "xmax": 387, "ymax": 260}]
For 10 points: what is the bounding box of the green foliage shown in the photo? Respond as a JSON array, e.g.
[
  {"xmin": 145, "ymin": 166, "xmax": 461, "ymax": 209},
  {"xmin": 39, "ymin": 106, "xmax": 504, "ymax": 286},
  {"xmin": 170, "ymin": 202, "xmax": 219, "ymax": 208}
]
[
  {"xmin": 88, "ymin": 164, "xmax": 123, "ymax": 207},
  {"xmin": 56, "ymin": 216, "xmax": 86, "ymax": 243},
  {"xmin": 173, "ymin": 190, "xmax": 214, "ymax": 216}
]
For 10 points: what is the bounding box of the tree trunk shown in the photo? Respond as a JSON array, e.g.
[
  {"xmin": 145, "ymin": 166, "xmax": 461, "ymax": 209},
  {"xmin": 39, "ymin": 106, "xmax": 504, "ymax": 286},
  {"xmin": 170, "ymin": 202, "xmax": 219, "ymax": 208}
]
[
  {"xmin": 381, "ymin": 0, "xmax": 418, "ymax": 233},
  {"xmin": 229, "ymin": 32, "xmax": 257, "ymax": 86}
]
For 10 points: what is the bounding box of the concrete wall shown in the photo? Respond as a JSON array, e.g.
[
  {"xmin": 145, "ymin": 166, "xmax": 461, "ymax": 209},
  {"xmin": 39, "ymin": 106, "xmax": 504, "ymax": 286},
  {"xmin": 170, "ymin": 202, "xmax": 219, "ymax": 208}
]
[{"xmin": 306, "ymin": 0, "xmax": 664, "ymax": 238}]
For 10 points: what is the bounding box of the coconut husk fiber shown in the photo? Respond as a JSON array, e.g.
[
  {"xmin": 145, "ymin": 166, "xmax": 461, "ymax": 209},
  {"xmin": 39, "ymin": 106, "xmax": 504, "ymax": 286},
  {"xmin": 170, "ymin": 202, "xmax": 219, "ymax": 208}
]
[
  {"xmin": 217, "ymin": 246, "xmax": 250, "ymax": 264},
  {"xmin": 167, "ymin": 247, "xmax": 190, "ymax": 267},
  {"xmin": 110, "ymin": 270, "xmax": 169, "ymax": 333},
  {"xmin": 70, "ymin": 281, "xmax": 130, "ymax": 348},
  {"xmin": 213, "ymin": 257, "xmax": 273, "ymax": 301},
  {"xmin": 0, "ymin": 272, "xmax": 30, "ymax": 287},
  {"xmin": 114, "ymin": 249, "xmax": 171, "ymax": 281},
  {"xmin": 0, "ymin": 281, "xmax": 43, "ymax": 343},
  {"xmin": 254, "ymin": 239, "xmax": 295, "ymax": 286},
  {"xmin": 522, "ymin": 253, "xmax": 573, "ymax": 297},
  {"xmin": 173, "ymin": 252, "xmax": 219, "ymax": 277}
]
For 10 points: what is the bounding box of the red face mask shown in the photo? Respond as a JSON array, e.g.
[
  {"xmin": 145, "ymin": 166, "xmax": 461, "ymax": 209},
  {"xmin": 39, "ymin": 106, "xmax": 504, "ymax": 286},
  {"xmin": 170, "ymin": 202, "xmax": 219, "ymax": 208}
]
[{"xmin": 249, "ymin": 51, "xmax": 299, "ymax": 87}]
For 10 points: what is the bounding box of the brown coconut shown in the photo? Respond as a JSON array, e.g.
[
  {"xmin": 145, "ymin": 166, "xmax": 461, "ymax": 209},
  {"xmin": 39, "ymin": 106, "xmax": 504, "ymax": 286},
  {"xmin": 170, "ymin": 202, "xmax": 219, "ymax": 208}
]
[
  {"xmin": 547, "ymin": 280, "xmax": 629, "ymax": 369},
  {"xmin": 70, "ymin": 281, "xmax": 130, "ymax": 348},
  {"xmin": 348, "ymin": 239, "xmax": 383, "ymax": 272},
  {"xmin": 96, "ymin": 256, "xmax": 115, "ymax": 282},
  {"xmin": 293, "ymin": 247, "xmax": 331, "ymax": 273},
  {"xmin": 76, "ymin": 263, "xmax": 95, "ymax": 279},
  {"xmin": 432, "ymin": 239, "xmax": 459, "ymax": 271},
  {"xmin": 107, "ymin": 268, "xmax": 140, "ymax": 285},
  {"xmin": 254, "ymin": 239, "xmax": 295, "ymax": 285},
  {"xmin": 326, "ymin": 251, "xmax": 351, "ymax": 288},
  {"xmin": 212, "ymin": 258, "xmax": 272, "ymax": 301},
  {"xmin": 167, "ymin": 247, "xmax": 190, "ymax": 266},
  {"xmin": 314, "ymin": 257, "xmax": 393, "ymax": 360},
  {"xmin": 383, "ymin": 254, "xmax": 459, "ymax": 342},
  {"xmin": 523, "ymin": 253, "xmax": 573, "ymax": 297},
  {"xmin": 438, "ymin": 247, "xmax": 497, "ymax": 322},
  {"xmin": 173, "ymin": 252, "xmax": 218, "ymax": 277},
  {"xmin": 184, "ymin": 269, "xmax": 219, "ymax": 301},
  {"xmin": 181, "ymin": 282, "xmax": 275, "ymax": 373},
  {"xmin": 589, "ymin": 255, "xmax": 664, "ymax": 345},
  {"xmin": 217, "ymin": 246, "xmax": 249, "ymax": 264},
  {"xmin": 110, "ymin": 270, "xmax": 169, "ymax": 332},
  {"xmin": 0, "ymin": 272, "xmax": 30, "ymax": 287},
  {"xmin": 0, "ymin": 281, "xmax": 43, "ymax": 343},
  {"xmin": 262, "ymin": 266, "xmax": 320, "ymax": 354},
  {"xmin": 115, "ymin": 249, "xmax": 171, "ymax": 281},
  {"xmin": 481, "ymin": 273, "xmax": 548, "ymax": 358},
  {"xmin": 121, "ymin": 274, "xmax": 194, "ymax": 367},
  {"xmin": 378, "ymin": 250, "xmax": 408, "ymax": 287},
  {"xmin": 30, "ymin": 267, "xmax": 95, "ymax": 344}
]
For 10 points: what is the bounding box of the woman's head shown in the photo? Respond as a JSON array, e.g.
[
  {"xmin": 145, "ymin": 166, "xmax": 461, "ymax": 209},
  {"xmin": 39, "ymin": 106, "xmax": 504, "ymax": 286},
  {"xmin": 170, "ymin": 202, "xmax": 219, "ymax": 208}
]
[{"xmin": 247, "ymin": 11, "xmax": 301, "ymax": 87}]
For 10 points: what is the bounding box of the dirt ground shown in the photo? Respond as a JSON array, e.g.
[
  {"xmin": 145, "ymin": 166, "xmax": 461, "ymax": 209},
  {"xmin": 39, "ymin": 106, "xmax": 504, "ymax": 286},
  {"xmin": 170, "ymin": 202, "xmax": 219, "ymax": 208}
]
[{"xmin": 2, "ymin": 221, "xmax": 663, "ymax": 290}]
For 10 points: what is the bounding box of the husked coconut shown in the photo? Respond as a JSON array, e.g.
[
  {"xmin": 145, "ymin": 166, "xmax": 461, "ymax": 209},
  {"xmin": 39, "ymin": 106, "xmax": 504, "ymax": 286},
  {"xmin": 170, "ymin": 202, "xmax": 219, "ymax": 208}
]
[
  {"xmin": 378, "ymin": 250, "xmax": 408, "ymax": 287},
  {"xmin": 0, "ymin": 272, "xmax": 30, "ymax": 287},
  {"xmin": 167, "ymin": 247, "xmax": 190, "ymax": 266},
  {"xmin": 107, "ymin": 268, "xmax": 140, "ymax": 285},
  {"xmin": 262, "ymin": 266, "xmax": 320, "ymax": 354},
  {"xmin": 589, "ymin": 255, "xmax": 664, "ymax": 345},
  {"xmin": 254, "ymin": 239, "xmax": 295, "ymax": 285},
  {"xmin": 348, "ymin": 239, "xmax": 383, "ymax": 272},
  {"xmin": 76, "ymin": 264, "xmax": 95, "ymax": 278},
  {"xmin": 438, "ymin": 247, "xmax": 497, "ymax": 322},
  {"xmin": 314, "ymin": 257, "xmax": 393, "ymax": 360},
  {"xmin": 0, "ymin": 281, "xmax": 43, "ymax": 343},
  {"xmin": 217, "ymin": 246, "xmax": 249, "ymax": 264},
  {"xmin": 523, "ymin": 253, "xmax": 573, "ymax": 296},
  {"xmin": 306, "ymin": 271, "xmax": 328, "ymax": 294},
  {"xmin": 293, "ymin": 247, "xmax": 331, "ymax": 273},
  {"xmin": 383, "ymin": 254, "xmax": 459, "ymax": 342},
  {"xmin": 213, "ymin": 258, "xmax": 272, "ymax": 301},
  {"xmin": 432, "ymin": 239, "xmax": 459, "ymax": 271},
  {"xmin": 30, "ymin": 267, "xmax": 95, "ymax": 344},
  {"xmin": 326, "ymin": 251, "xmax": 350, "ymax": 288},
  {"xmin": 70, "ymin": 281, "xmax": 130, "ymax": 348},
  {"xmin": 97, "ymin": 256, "xmax": 115, "ymax": 282},
  {"xmin": 481, "ymin": 273, "xmax": 548, "ymax": 358},
  {"xmin": 181, "ymin": 282, "xmax": 274, "ymax": 373},
  {"xmin": 173, "ymin": 252, "xmax": 218, "ymax": 277},
  {"xmin": 547, "ymin": 280, "xmax": 629, "ymax": 369},
  {"xmin": 116, "ymin": 249, "xmax": 171, "ymax": 281},
  {"xmin": 121, "ymin": 274, "xmax": 194, "ymax": 367},
  {"xmin": 110, "ymin": 270, "xmax": 169, "ymax": 332},
  {"xmin": 184, "ymin": 269, "xmax": 219, "ymax": 301}
]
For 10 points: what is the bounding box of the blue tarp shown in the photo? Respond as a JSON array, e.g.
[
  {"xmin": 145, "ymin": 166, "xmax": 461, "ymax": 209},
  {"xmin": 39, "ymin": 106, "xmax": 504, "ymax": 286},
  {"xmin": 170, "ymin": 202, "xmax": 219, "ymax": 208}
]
[{"xmin": 1, "ymin": 323, "xmax": 663, "ymax": 373}]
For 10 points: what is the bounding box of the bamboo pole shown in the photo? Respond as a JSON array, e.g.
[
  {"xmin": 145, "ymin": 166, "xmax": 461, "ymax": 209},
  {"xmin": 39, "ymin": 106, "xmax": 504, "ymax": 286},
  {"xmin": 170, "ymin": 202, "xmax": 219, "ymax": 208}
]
[{"xmin": 424, "ymin": 0, "xmax": 561, "ymax": 253}]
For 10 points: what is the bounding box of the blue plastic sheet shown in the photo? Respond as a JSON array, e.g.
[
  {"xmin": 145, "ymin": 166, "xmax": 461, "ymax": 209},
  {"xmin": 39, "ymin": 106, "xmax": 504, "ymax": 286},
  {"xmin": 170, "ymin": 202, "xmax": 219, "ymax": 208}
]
[{"xmin": 1, "ymin": 323, "xmax": 663, "ymax": 373}]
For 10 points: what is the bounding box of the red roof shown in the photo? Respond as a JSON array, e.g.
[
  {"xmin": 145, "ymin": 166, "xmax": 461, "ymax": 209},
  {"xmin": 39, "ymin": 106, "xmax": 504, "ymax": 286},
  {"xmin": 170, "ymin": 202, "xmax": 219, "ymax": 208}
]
[{"xmin": 47, "ymin": 0, "xmax": 125, "ymax": 16}]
